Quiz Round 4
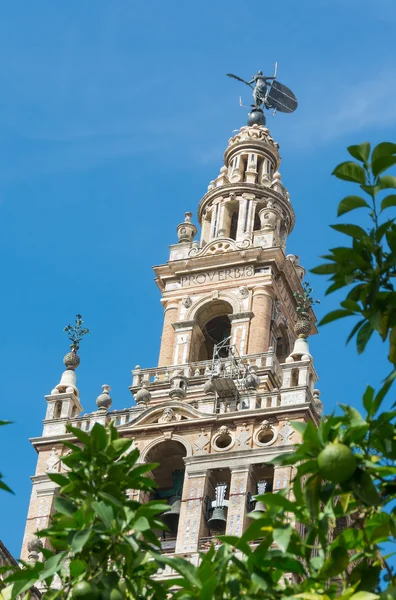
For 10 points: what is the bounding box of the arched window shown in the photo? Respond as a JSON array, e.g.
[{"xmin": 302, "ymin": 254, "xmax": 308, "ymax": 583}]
[
  {"xmin": 275, "ymin": 326, "xmax": 290, "ymax": 363},
  {"xmin": 229, "ymin": 211, "xmax": 238, "ymax": 240},
  {"xmin": 146, "ymin": 440, "xmax": 187, "ymax": 544},
  {"xmin": 53, "ymin": 401, "xmax": 62, "ymax": 419},
  {"xmin": 291, "ymin": 368, "xmax": 299, "ymax": 387},
  {"xmin": 191, "ymin": 300, "xmax": 233, "ymax": 362}
]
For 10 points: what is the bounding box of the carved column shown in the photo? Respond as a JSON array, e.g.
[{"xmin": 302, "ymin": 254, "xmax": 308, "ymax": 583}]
[
  {"xmin": 158, "ymin": 301, "xmax": 179, "ymax": 367},
  {"xmin": 247, "ymin": 286, "xmax": 273, "ymax": 354},
  {"xmin": 175, "ymin": 468, "xmax": 209, "ymax": 554},
  {"xmin": 226, "ymin": 466, "xmax": 251, "ymax": 537}
]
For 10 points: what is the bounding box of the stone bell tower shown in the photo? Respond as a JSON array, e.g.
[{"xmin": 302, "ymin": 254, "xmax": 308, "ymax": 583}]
[{"xmin": 21, "ymin": 119, "xmax": 323, "ymax": 567}]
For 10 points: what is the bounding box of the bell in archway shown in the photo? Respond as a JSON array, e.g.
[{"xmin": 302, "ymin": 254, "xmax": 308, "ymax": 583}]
[
  {"xmin": 161, "ymin": 495, "xmax": 181, "ymax": 534},
  {"xmin": 254, "ymin": 480, "xmax": 268, "ymax": 512},
  {"xmin": 207, "ymin": 482, "xmax": 228, "ymax": 533},
  {"xmin": 207, "ymin": 506, "xmax": 227, "ymax": 533}
]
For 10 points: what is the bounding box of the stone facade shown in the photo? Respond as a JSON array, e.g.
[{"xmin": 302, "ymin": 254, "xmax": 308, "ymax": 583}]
[{"xmin": 21, "ymin": 123, "xmax": 322, "ymax": 568}]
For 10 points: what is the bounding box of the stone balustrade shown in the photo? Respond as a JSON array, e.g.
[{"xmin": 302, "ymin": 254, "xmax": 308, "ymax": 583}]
[{"xmin": 131, "ymin": 351, "xmax": 279, "ymax": 389}]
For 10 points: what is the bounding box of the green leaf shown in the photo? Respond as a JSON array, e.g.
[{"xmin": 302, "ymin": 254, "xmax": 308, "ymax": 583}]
[
  {"xmin": 378, "ymin": 175, "xmax": 396, "ymax": 190},
  {"xmin": 132, "ymin": 516, "xmax": 151, "ymax": 532},
  {"xmin": 373, "ymin": 380, "xmax": 393, "ymax": 414},
  {"xmin": 332, "ymin": 161, "xmax": 366, "ymax": 184},
  {"xmin": 372, "ymin": 141, "xmax": 396, "ymax": 163},
  {"xmin": 310, "ymin": 263, "xmax": 337, "ymax": 275},
  {"xmin": 155, "ymin": 554, "xmax": 202, "ymax": 588},
  {"xmin": 0, "ymin": 479, "xmax": 14, "ymax": 494},
  {"xmin": 304, "ymin": 474, "xmax": 322, "ymax": 520},
  {"xmin": 350, "ymin": 469, "xmax": 381, "ymax": 506},
  {"xmin": 340, "ymin": 404, "xmax": 367, "ymax": 428},
  {"xmin": 90, "ymin": 423, "xmax": 109, "ymax": 451},
  {"xmin": 372, "ymin": 156, "xmax": 396, "ymax": 178},
  {"xmin": 39, "ymin": 552, "xmax": 67, "ymax": 581},
  {"xmin": 319, "ymin": 309, "xmax": 355, "ymax": 327},
  {"xmin": 273, "ymin": 525, "xmax": 292, "ymax": 552},
  {"xmin": 346, "ymin": 319, "xmax": 366, "ymax": 345},
  {"xmin": 331, "ymin": 223, "xmax": 368, "ymax": 239},
  {"xmin": 92, "ymin": 501, "xmax": 114, "ymax": 528},
  {"xmin": 337, "ymin": 196, "xmax": 369, "ymax": 216},
  {"xmin": 350, "ymin": 593, "xmax": 379, "ymax": 600},
  {"xmin": 53, "ymin": 496, "xmax": 77, "ymax": 516},
  {"xmin": 71, "ymin": 528, "xmax": 92, "ymax": 553},
  {"xmin": 112, "ymin": 438, "xmax": 133, "ymax": 455},
  {"xmin": 69, "ymin": 559, "xmax": 87, "ymax": 578},
  {"xmin": 356, "ymin": 321, "xmax": 374, "ymax": 354},
  {"xmin": 66, "ymin": 425, "xmax": 91, "ymax": 445},
  {"xmin": 347, "ymin": 142, "xmax": 371, "ymax": 164},
  {"xmin": 47, "ymin": 473, "xmax": 69, "ymax": 487},
  {"xmin": 290, "ymin": 421, "xmax": 308, "ymax": 436},
  {"xmin": 255, "ymin": 493, "xmax": 296, "ymax": 513},
  {"xmin": 381, "ymin": 195, "xmax": 396, "ymax": 211},
  {"xmin": 362, "ymin": 385, "xmax": 375, "ymax": 413}
]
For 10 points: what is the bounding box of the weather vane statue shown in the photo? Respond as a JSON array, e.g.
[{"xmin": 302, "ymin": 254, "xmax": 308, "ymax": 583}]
[{"xmin": 227, "ymin": 63, "xmax": 298, "ymax": 126}]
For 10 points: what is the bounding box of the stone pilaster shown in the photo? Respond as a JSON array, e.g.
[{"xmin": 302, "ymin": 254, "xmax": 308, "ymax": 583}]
[
  {"xmin": 175, "ymin": 469, "xmax": 208, "ymax": 554},
  {"xmin": 225, "ymin": 466, "xmax": 251, "ymax": 537},
  {"xmin": 229, "ymin": 312, "xmax": 253, "ymax": 357}
]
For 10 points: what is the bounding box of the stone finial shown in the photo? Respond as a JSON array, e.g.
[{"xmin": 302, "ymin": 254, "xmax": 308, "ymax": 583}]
[
  {"xmin": 135, "ymin": 383, "xmax": 151, "ymax": 407},
  {"xmin": 177, "ymin": 212, "xmax": 197, "ymax": 244},
  {"xmin": 96, "ymin": 384, "xmax": 112, "ymax": 411},
  {"xmin": 313, "ymin": 389, "xmax": 323, "ymax": 415},
  {"xmin": 63, "ymin": 351, "xmax": 80, "ymax": 371},
  {"xmin": 169, "ymin": 372, "xmax": 188, "ymax": 400},
  {"xmin": 52, "ymin": 315, "xmax": 89, "ymax": 395},
  {"xmin": 244, "ymin": 365, "xmax": 260, "ymax": 391},
  {"xmin": 27, "ymin": 536, "xmax": 43, "ymax": 565}
]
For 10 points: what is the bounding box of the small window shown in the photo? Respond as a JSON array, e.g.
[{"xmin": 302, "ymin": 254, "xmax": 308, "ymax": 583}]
[{"xmin": 53, "ymin": 402, "xmax": 62, "ymax": 419}]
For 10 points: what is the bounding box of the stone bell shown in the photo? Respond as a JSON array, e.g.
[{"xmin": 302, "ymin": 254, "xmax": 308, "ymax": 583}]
[
  {"xmin": 254, "ymin": 480, "xmax": 268, "ymax": 512},
  {"xmin": 161, "ymin": 495, "xmax": 181, "ymax": 534},
  {"xmin": 207, "ymin": 482, "xmax": 228, "ymax": 533}
]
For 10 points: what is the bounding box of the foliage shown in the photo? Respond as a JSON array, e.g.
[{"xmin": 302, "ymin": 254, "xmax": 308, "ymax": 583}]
[
  {"xmin": 293, "ymin": 281, "xmax": 321, "ymax": 317},
  {"xmin": 1, "ymin": 143, "xmax": 396, "ymax": 599},
  {"xmin": 1, "ymin": 424, "xmax": 169, "ymax": 599},
  {"xmin": 64, "ymin": 315, "xmax": 89, "ymax": 353},
  {"xmin": 311, "ymin": 142, "xmax": 396, "ymax": 375}
]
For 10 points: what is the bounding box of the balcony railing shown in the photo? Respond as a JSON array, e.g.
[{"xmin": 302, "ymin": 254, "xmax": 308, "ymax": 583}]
[{"xmin": 131, "ymin": 351, "xmax": 280, "ymax": 388}]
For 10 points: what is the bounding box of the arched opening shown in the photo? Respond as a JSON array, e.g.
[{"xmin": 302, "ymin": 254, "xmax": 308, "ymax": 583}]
[
  {"xmin": 229, "ymin": 211, "xmax": 238, "ymax": 240},
  {"xmin": 253, "ymin": 210, "xmax": 261, "ymax": 232},
  {"xmin": 192, "ymin": 300, "xmax": 233, "ymax": 362},
  {"xmin": 275, "ymin": 326, "xmax": 290, "ymax": 363},
  {"xmin": 291, "ymin": 368, "xmax": 299, "ymax": 387},
  {"xmin": 53, "ymin": 402, "xmax": 62, "ymax": 419},
  {"xmin": 146, "ymin": 440, "xmax": 187, "ymax": 550}
]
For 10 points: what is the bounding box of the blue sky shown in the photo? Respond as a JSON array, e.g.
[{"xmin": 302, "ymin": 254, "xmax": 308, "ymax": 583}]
[{"xmin": 0, "ymin": 0, "xmax": 395, "ymax": 557}]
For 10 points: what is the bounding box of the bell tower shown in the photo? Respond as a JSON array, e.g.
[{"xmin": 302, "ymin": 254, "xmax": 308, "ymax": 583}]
[
  {"xmin": 127, "ymin": 121, "xmax": 322, "ymax": 556},
  {"xmin": 21, "ymin": 118, "xmax": 323, "ymax": 566}
]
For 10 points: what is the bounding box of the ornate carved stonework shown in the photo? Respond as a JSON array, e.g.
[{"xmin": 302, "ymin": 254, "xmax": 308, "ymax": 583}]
[
  {"xmin": 194, "ymin": 430, "xmax": 210, "ymax": 455},
  {"xmin": 158, "ymin": 408, "xmax": 181, "ymax": 423},
  {"xmin": 45, "ymin": 448, "xmax": 60, "ymax": 473}
]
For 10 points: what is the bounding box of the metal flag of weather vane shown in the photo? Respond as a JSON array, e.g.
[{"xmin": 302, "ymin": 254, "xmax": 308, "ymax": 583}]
[{"xmin": 227, "ymin": 63, "xmax": 298, "ymax": 126}]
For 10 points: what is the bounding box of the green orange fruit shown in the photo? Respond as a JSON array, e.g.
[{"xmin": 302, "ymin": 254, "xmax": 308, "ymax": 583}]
[
  {"xmin": 72, "ymin": 581, "xmax": 99, "ymax": 600},
  {"xmin": 317, "ymin": 442, "xmax": 357, "ymax": 483}
]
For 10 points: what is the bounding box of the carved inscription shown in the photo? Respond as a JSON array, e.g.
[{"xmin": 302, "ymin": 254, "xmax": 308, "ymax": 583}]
[{"xmin": 180, "ymin": 266, "xmax": 255, "ymax": 288}]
